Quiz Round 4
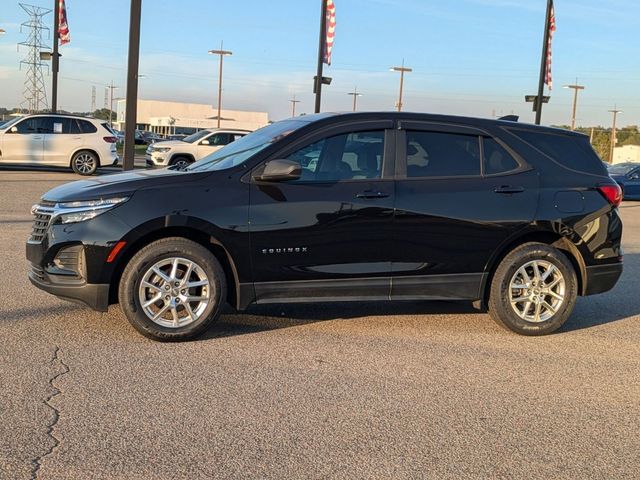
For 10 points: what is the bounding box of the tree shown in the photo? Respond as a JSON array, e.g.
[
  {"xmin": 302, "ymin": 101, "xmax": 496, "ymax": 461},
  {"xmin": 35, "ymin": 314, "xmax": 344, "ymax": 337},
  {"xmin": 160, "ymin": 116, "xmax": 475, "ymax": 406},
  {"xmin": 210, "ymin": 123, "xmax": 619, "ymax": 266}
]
[{"xmin": 91, "ymin": 108, "xmax": 116, "ymax": 122}]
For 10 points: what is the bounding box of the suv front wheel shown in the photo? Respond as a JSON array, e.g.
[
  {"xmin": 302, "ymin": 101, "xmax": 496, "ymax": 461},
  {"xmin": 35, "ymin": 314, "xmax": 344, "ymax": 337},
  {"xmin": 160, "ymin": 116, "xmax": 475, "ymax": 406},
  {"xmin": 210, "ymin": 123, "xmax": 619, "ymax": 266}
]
[
  {"xmin": 489, "ymin": 242, "xmax": 577, "ymax": 335},
  {"xmin": 118, "ymin": 238, "xmax": 226, "ymax": 341}
]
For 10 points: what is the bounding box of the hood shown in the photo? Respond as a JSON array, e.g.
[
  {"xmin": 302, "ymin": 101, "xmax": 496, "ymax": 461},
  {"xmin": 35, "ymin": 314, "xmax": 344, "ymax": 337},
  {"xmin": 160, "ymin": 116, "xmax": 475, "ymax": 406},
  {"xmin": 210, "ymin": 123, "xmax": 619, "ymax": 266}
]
[
  {"xmin": 149, "ymin": 140, "xmax": 189, "ymax": 148},
  {"xmin": 42, "ymin": 168, "xmax": 208, "ymax": 203}
]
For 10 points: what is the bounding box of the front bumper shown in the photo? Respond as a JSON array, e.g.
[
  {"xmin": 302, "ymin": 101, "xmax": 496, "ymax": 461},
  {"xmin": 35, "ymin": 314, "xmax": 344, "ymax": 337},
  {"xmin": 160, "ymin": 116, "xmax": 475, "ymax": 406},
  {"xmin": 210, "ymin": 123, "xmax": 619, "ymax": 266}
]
[
  {"xmin": 145, "ymin": 152, "xmax": 168, "ymax": 167},
  {"xmin": 584, "ymin": 262, "xmax": 623, "ymax": 296},
  {"xmin": 28, "ymin": 261, "xmax": 110, "ymax": 311}
]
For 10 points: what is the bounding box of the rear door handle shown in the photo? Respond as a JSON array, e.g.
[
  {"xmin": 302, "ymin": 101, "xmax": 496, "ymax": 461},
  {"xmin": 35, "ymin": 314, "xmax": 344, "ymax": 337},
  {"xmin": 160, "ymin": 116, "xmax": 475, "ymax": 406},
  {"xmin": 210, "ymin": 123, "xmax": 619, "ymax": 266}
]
[
  {"xmin": 494, "ymin": 185, "xmax": 524, "ymax": 194},
  {"xmin": 356, "ymin": 191, "xmax": 389, "ymax": 199}
]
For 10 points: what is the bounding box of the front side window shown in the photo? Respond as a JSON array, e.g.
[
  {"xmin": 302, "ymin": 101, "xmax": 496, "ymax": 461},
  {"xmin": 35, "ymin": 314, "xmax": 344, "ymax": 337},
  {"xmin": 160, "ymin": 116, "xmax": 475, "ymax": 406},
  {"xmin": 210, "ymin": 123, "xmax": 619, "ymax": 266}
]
[
  {"xmin": 286, "ymin": 130, "xmax": 385, "ymax": 182},
  {"xmin": 13, "ymin": 117, "xmax": 53, "ymax": 134},
  {"xmin": 206, "ymin": 133, "xmax": 232, "ymax": 146},
  {"xmin": 183, "ymin": 130, "xmax": 211, "ymax": 144},
  {"xmin": 406, "ymin": 131, "xmax": 481, "ymax": 177}
]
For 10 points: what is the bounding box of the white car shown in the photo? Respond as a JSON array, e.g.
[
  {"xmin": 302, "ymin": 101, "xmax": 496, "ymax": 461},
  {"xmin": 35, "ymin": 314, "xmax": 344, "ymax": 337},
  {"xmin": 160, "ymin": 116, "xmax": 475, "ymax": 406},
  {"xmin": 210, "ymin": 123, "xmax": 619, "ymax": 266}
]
[
  {"xmin": 0, "ymin": 114, "xmax": 118, "ymax": 175},
  {"xmin": 145, "ymin": 128, "xmax": 249, "ymax": 169}
]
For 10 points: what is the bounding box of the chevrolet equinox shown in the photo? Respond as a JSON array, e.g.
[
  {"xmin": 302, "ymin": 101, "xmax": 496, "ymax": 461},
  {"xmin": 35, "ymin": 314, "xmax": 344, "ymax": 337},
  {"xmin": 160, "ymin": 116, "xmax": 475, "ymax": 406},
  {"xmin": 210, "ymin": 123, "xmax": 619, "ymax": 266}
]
[{"xmin": 27, "ymin": 112, "xmax": 623, "ymax": 341}]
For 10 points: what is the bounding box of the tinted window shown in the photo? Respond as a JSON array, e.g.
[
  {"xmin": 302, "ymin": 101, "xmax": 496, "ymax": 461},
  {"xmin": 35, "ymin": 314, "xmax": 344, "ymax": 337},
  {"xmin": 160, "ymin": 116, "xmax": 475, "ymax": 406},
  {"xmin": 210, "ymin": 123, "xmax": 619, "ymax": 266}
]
[
  {"xmin": 483, "ymin": 138, "xmax": 519, "ymax": 175},
  {"xmin": 286, "ymin": 130, "xmax": 384, "ymax": 182},
  {"xmin": 13, "ymin": 117, "xmax": 53, "ymax": 134},
  {"xmin": 406, "ymin": 131, "xmax": 480, "ymax": 177},
  {"xmin": 77, "ymin": 119, "xmax": 97, "ymax": 134},
  {"xmin": 511, "ymin": 130, "xmax": 606, "ymax": 175},
  {"xmin": 51, "ymin": 118, "xmax": 82, "ymax": 134},
  {"xmin": 608, "ymin": 163, "xmax": 638, "ymax": 176}
]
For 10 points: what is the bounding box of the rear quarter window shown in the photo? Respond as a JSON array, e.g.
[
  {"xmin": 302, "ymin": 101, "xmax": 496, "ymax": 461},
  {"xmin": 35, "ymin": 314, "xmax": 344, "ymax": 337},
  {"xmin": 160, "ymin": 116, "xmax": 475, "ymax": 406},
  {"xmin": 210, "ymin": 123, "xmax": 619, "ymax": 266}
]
[
  {"xmin": 77, "ymin": 119, "xmax": 98, "ymax": 134},
  {"xmin": 509, "ymin": 129, "xmax": 606, "ymax": 175}
]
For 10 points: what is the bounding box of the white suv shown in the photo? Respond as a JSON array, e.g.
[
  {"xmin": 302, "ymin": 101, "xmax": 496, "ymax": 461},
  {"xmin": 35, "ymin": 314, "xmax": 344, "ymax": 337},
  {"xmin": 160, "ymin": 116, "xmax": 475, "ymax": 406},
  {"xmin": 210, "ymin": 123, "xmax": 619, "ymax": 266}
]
[
  {"xmin": 145, "ymin": 128, "xmax": 249, "ymax": 169},
  {"xmin": 0, "ymin": 114, "xmax": 118, "ymax": 175}
]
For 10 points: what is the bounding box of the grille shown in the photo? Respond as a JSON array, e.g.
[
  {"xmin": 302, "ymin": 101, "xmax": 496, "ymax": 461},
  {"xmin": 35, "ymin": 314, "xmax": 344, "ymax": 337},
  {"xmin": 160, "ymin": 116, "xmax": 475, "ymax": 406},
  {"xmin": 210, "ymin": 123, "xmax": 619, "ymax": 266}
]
[
  {"xmin": 30, "ymin": 211, "xmax": 52, "ymax": 243},
  {"xmin": 30, "ymin": 263, "xmax": 46, "ymax": 282}
]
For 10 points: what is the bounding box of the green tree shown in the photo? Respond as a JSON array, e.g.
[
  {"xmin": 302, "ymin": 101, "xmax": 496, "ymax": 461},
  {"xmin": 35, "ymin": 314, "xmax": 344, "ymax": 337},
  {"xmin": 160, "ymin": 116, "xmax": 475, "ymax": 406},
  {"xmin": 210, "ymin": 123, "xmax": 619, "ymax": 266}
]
[{"xmin": 91, "ymin": 108, "xmax": 116, "ymax": 122}]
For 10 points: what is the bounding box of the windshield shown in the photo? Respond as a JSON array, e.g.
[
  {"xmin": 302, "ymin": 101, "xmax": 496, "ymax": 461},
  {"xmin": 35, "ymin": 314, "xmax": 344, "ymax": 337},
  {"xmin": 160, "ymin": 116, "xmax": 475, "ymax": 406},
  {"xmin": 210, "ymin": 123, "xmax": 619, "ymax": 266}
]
[
  {"xmin": 187, "ymin": 119, "xmax": 308, "ymax": 172},
  {"xmin": 608, "ymin": 164, "xmax": 638, "ymax": 175},
  {"xmin": 0, "ymin": 116, "xmax": 24, "ymax": 131},
  {"xmin": 182, "ymin": 130, "xmax": 211, "ymax": 144}
]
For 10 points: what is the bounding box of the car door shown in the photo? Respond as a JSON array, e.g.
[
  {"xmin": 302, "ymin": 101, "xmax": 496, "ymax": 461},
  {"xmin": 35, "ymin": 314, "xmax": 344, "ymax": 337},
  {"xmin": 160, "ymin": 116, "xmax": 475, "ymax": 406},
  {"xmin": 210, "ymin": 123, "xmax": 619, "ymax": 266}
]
[
  {"xmin": 391, "ymin": 122, "xmax": 539, "ymax": 300},
  {"xmin": 624, "ymin": 166, "xmax": 640, "ymax": 198},
  {"xmin": 43, "ymin": 117, "xmax": 83, "ymax": 166},
  {"xmin": 0, "ymin": 117, "xmax": 46, "ymax": 163},
  {"xmin": 248, "ymin": 121, "xmax": 396, "ymax": 303},
  {"xmin": 196, "ymin": 132, "xmax": 231, "ymax": 160}
]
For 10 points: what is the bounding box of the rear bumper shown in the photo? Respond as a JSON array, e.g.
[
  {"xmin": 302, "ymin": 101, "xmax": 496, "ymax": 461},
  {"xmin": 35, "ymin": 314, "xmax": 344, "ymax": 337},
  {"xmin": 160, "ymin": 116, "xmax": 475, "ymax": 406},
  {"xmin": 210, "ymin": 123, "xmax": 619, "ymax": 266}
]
[
  {"xmin": 584, "ymin": 262, "xmax": 623, "ymax": 296},
  {"xmin": 28, "ymin": 266, "xmax": 110, "ymax": 311}
]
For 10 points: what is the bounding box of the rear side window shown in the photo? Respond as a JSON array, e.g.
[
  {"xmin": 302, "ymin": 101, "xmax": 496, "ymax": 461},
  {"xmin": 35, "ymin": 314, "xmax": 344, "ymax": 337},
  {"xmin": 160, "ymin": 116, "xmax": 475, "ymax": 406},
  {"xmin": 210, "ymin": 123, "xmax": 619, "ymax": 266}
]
[
  {"xmin": 406, "ymin": 131, "xmax": 481, "ymax": 177},
  {"xmin": 77, "ymin": 119, "xmax": 97, "ymax": 134},
  {"xmin": 483, "ymin": 138, "xmax": 519, "ymax": 175},
  {"xmin": 510, "ymin": 129, "xmax": 606, "ymax": 175}
]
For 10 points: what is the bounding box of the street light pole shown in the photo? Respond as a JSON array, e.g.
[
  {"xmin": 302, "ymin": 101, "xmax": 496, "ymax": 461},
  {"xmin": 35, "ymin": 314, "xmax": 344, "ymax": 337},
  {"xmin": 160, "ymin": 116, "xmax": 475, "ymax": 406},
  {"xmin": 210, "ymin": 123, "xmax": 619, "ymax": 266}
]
[
  {"xmin": 107, "ymin": 80, "xmax": 118, "ymax": 129},
  {"xmin": 390, "ymin": 61, "xmax": 412, "ymax": 112},
  {"xmin": 563, "ymin": 80, "xmax": 585, "ymax": 130},
  {"xmin": 608, "ymin": 106, "xmax": 622, "ymax": 164},
  {"xmin": 347, "ymin": 87, "xmax": 362, "ymax": 112},
  {"xmin": 123, "ymin": 0, "xmax": 142, "ymax": 171},
  {"xmin": 289, "ymin": 94, "xmax": 300, "ymax": 117},
  {"xmin": 51, "ymin": 0, "xmax": 59, "ymax": 112},
  {"xmin": 208, "ymin": 42, "xmax": 232, "ymax": 129}
]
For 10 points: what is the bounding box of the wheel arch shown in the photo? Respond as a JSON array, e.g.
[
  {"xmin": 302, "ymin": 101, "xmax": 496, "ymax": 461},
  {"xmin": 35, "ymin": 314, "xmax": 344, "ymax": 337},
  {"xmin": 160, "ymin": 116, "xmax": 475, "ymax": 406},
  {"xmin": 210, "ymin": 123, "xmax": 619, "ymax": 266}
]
[
  {"xmin": 169, "ymin": 152, "xmax": 196, "ymax": 165},
  {"xmin": 108, "ymin": 221, "xmax": 241, "ymax": 310},
  {"xmin": 480, "ymin": 229, "xmax": 587, "ymax": 308}
]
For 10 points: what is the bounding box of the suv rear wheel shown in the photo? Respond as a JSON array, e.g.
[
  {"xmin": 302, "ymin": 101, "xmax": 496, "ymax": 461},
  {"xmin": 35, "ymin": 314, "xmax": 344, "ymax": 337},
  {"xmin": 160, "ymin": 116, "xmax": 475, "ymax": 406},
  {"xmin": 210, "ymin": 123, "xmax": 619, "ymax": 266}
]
[
  {"xmin": 118, "ymin": 238, "xmax": 226, "ymax": 341},
  {"xmin": 71, "ymin": 150, "xmax": 99, "ymax": 175},
  {"xmin": 489, "ymin": 242, "xmax": 577, "ymax": 335}
]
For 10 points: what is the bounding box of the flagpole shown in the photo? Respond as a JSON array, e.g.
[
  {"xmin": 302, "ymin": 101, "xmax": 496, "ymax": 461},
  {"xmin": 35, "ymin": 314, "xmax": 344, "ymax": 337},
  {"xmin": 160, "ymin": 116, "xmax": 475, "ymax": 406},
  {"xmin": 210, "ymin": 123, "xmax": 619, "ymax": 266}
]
[
  {"xmin": 534, "ymin": 0, "xmax": 553, "ymax": 125},
  {"xmin": 52, "ymin": 0, "xmax": 60, "ymax": 112},
  {"xmin": 314, "ymin": 0, "xmax": 328, "ymax": 114}
]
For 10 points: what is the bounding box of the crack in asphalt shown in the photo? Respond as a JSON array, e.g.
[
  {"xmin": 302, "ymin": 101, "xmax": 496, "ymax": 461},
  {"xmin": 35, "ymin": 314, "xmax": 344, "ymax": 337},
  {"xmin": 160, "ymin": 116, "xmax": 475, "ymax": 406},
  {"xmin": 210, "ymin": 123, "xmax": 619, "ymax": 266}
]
[{"xmin": 30, "ymin": 346, "xmax": 69, "ymax": 480}]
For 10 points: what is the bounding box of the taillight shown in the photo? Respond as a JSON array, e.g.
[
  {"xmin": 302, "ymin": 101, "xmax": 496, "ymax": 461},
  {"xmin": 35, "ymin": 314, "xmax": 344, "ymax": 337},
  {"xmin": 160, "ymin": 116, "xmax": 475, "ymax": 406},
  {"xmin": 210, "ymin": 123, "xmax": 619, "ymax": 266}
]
[
  {"xmin": 597, "ymin": 184, "xmax": 622, "ymax": 207},
  {"xmin": 103, "ymin": 136, "xmax": 117, "ymax": 143}
]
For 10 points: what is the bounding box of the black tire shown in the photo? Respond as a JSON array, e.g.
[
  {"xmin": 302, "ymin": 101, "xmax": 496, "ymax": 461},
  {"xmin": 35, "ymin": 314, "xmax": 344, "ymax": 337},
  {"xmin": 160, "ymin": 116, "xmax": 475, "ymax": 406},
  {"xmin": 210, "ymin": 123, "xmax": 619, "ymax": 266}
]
[
  {"xmin": 118, "ymin": 238, "xmax": 226, "ymax": 341},
  {"xmin": 71, "ymin": 150, "xmax": 99, "ymax": 176},
  {"xmin": 170, "ymin": 156, "xmax": 193, "ymax": 170},
  {"xmin": 488, "ymin": 242, "xmax": 577, "ymax": 336}
]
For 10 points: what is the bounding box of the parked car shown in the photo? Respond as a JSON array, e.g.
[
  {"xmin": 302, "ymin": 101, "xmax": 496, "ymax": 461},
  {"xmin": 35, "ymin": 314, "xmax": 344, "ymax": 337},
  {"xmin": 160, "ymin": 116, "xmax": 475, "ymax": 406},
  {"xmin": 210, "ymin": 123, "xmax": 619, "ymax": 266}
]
[
  {"xmin": 27, "ymin": 112, "xmax": 623, "ymax": 341},
  {"xmin": 0, "ymin": 113, "xmax": 118, "ymax": 175},
  {"xmin": 608, "ymin": 162, "xmax": 640, "ymax": 200},
  {"xmin": 145, "ymin": 128, "xmax": 249, "ymax": 169}
]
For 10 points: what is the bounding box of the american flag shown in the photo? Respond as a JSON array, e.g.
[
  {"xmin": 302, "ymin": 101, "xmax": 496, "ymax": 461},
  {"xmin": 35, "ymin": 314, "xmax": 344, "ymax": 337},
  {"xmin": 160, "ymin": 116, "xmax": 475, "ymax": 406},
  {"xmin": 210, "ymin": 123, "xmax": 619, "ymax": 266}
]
[
  {"xmin": 323, "ymin": 0, "xmax": 336, "ymax": 65},
  {"xmin": 58, "ymin": 0, "xmax": 70, "ymax": 45},
  {"xmin": 544, "ymin": 0, "xmax": 555, "ymax": 89}
]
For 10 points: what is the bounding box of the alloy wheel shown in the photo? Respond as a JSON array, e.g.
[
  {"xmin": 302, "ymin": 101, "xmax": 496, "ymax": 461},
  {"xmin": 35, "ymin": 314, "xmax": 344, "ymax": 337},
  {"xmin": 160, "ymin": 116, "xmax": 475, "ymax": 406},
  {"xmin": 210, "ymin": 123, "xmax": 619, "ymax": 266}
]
[
  {"xmin": 509, "ymin": 260, "xmax": 566, "ymax": 323},
  {"xmin": 74, "ymin": 153, "xmax": 96, "ymax": 174},
  {"xmin": 138, "ymin": 257, "xmax": 211, "ymax": 328}
]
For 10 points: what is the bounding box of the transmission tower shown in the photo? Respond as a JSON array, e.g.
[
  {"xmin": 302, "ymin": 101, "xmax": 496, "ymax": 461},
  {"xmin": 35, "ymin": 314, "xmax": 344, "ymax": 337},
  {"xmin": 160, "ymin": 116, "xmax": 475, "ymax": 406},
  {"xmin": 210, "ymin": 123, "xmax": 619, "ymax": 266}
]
[
  {"xmin": 104, "ymin": 87, "xmax": 109, "ymax": 108},
  {"xmin": 18, "ymin": 3, "xmax": 52, "ymax": 113},
  {"xmin": 91, "ymin": 86, "xmax": 96, "ymax": 112}
]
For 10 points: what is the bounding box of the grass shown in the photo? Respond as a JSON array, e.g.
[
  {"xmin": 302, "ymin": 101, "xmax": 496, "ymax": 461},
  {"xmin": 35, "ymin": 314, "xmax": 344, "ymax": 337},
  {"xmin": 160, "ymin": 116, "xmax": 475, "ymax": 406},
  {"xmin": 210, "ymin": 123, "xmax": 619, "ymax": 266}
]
[{"xmin": 116, "ymin": 144, "xmax": 148, "ymax": 156}]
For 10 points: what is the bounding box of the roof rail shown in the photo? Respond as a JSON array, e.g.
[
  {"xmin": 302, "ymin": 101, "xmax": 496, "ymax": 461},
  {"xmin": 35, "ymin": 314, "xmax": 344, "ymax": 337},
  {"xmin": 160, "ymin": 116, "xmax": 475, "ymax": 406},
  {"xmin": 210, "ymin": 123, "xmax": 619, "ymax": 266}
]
[{"xmin": 498, "ymin": 115, "xmax": 519, "ymax": 122}]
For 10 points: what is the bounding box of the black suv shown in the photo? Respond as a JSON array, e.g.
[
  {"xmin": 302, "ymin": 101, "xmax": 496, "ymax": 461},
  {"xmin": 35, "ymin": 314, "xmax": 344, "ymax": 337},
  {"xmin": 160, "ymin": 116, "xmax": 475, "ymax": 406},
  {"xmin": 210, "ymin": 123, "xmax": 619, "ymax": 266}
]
[{"xmin": 26, "ymin": 112, "xmax": 623, "ymax": 341}]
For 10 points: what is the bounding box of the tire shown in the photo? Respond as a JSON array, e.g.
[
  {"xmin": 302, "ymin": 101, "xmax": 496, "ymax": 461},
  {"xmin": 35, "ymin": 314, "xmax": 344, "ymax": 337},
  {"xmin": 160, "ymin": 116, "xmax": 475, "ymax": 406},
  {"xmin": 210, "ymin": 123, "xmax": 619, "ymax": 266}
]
[
  {"xmin": 488, "ymin": 242, "xmax": 577, "ymax": 336},
  {"xmin": 170, "ymin": 156, "xmax": 193, "ymax": 170},
  {"xmin": 71, "ymin": 150, "xmax": 99, "ymax": 176},
  {"xmin": 118, "ymin": 238, "xmax": 226, "ymax": 341}
]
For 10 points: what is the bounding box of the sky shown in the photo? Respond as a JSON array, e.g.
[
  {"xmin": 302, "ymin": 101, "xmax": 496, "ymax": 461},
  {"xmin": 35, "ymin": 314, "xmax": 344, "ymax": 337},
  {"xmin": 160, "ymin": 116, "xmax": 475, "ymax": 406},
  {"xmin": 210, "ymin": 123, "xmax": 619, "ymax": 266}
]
[{"xmin": 0, "ymin": 0, "xmax": 638, "ymax": 126}]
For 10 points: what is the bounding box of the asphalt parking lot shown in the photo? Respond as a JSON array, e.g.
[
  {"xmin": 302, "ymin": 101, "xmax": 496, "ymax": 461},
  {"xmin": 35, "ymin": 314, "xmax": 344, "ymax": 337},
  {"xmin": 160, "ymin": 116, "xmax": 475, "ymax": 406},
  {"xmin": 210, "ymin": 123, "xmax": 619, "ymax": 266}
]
[{"xmin": 1, "ymin": 169, "xmax": 639, "ymax": 479}]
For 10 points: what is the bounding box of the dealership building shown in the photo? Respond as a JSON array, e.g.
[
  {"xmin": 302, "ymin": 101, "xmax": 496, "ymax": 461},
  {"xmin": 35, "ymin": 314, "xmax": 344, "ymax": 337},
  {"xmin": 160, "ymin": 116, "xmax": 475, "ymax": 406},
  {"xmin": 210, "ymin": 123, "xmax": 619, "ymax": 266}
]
[{"xmin": 114, "ymin": 99, "xmax": 269, "ymax": 134}]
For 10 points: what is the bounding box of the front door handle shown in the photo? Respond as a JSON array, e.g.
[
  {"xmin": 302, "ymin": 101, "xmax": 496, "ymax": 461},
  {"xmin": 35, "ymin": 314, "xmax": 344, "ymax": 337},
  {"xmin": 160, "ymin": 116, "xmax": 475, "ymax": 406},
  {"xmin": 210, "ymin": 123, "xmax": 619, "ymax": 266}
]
[
  {"xmin": 494, "ymin": 185, "xmax": 524, "ymax": 194},
  {"xmin": 356, "ymin": 191, "xmax": 389, "ymax": 199}
]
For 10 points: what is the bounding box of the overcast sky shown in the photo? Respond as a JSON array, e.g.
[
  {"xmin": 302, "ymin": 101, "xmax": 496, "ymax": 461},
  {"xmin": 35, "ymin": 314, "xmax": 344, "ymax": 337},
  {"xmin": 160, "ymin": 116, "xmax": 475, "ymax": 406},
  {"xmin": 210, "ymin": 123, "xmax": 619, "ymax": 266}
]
[{"xmin": 0, "ymin": 0, "xmax": 638, "ymax": 126}]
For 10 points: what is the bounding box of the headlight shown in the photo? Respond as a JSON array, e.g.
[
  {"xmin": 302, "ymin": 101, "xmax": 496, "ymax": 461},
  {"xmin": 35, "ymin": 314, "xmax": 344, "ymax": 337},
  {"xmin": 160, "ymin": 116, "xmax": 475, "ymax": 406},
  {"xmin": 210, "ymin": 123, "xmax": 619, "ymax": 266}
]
[
  {"xmin": 153, "ymin": 147, "xmax": 171, "ymax": 153},
  {"xmin": 56, "ymin": 197, "xmax": 129, "ymax": 224}
]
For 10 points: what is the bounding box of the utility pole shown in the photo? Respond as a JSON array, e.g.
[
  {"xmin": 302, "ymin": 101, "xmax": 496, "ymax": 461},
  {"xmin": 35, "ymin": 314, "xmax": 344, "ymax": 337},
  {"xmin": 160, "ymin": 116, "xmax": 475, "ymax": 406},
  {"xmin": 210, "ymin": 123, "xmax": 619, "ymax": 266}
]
[
  {"xmin": 390, "ymin": 61, "xmax": 412, "ymax": 112},
  {"xmin": 347, "ymin": 87, "xmax": 362, "ymax": 112},
  {"xmin": 289, "ymin": 94, "xmax": 300, "ymax": 117},
  {"xmin": 123, "ymin": 0, "xmax": 142, "ymax": 171},
  {"xmin": 534, "ymin": 0, "xmax": 554, "ymax": 125},
  {"xmin": 51, "ymin": 0, "xmax": 60, "ymax": 112},
  {"xmin": 563, "ymin": 80, "xmax": 585, "ymax": 130},
  {"xmin": 208, "ymin": 42, "xmax": 232, "ymax": 128},
  {"xmin": 608, "ymin": 107, "xmax": 622, "ymax": 164},
  {"xmin": 106, "ymin": 81, "xmax": 118, "ymax": 128},
  {"xmin": 589, "ymin": 127, "xmax": 595, "ymax": 145}
]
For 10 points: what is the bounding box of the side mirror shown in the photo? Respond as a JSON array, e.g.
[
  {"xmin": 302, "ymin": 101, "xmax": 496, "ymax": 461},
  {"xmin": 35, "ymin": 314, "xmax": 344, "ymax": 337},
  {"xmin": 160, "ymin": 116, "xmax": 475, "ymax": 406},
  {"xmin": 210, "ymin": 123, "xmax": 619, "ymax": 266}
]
[
  {"xmin": 10, "ymin": 126, "xmax": 18, "ymax": 133},
  {"xmin": 254, "ymin": 159, "xmax": 301, "ymax": 182},
  {"xmin": 200, "ymin": 139, "xmax": 210, "ymax": 145}
]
